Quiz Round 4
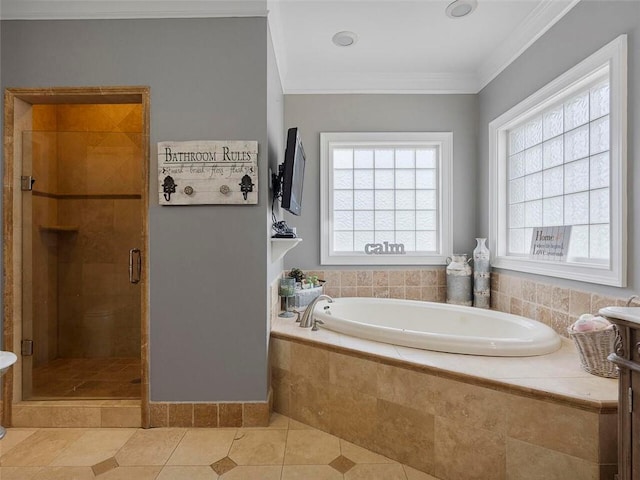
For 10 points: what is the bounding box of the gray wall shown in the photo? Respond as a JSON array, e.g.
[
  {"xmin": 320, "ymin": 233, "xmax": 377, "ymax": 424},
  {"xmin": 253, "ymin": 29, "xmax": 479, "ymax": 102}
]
[
  {"xmin": 283, "ymin": 94, "xmax": 478, "ymax": 270},
  {"xmin": 1, "ymin": 17, "xmax": 274, "ymax": 401},
  {"xmin": 267, "ymin": 25, "xmax": 286, "ymax": 281},
  {"xmin": 478, "ymin": 0, "xmax": 640, "ymax": 295}
]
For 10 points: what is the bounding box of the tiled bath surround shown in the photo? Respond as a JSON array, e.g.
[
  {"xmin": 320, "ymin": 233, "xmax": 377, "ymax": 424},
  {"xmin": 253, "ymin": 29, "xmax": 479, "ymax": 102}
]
[
  {"xmin": 270, "ymin": 335, "xmax": 617, "ymax": 480},
  {"xmin": 277, "ymin": 268, "xmax": 637, "ymax": 339},
  {"xmin": 270, "ymin": 269, "xmax": 447, "ymax": 318},
  {"xmin": 315, "ymin": 269, "xmax": 447, "ymax": 303},
  {"xmin": 490, "ymin": 271, "xmax": 639, "ymax": 337},
  {"xmin": 270, "ymin": 269, "xmax": 623, "ymax": 478}
]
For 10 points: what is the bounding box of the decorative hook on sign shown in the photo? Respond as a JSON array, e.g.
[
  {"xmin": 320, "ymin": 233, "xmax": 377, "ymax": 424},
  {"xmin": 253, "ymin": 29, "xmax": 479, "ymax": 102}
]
[
  {"xmin": 162, "ymin": 175, "xmax": 177, "ymax": 202},
  {"xmin": 239, "ymin": 174, "xmax": 255, "ymax": 201}
]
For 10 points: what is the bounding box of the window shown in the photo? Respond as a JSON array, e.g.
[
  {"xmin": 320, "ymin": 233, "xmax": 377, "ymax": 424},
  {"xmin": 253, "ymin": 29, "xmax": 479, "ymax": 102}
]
[
  {"xmin": 320, "ymin": 132, "xmax": 452, "ymax": 265},
  {"xmin": 489, "ymin": 35, "xmax": 627, "ymax": 286}
]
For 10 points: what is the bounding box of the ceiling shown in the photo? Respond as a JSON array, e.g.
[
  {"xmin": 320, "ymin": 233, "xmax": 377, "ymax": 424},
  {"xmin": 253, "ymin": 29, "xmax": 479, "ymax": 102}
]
[{"xmin": 1, "ymin": 0, "xmax": 580, "ymax": 93}]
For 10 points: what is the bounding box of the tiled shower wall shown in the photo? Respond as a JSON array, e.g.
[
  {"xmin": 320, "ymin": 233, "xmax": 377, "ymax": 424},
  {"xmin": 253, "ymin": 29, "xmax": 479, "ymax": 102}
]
[
  {"xmin": 31, "ymin": 104, "xmax": 142, "ymax": 359},
  {"xmin": 276, "ymin": 267, "xmax": 636, "ymax": 339},
  {"xmin": 57, "ymin": 196, "xmax": 142, "ymax": 357}
]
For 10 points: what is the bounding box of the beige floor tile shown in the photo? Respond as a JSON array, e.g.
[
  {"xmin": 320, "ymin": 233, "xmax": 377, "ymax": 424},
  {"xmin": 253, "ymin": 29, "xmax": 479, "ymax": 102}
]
[
  {"xmin": 289, "ymin": 419, "xmax": 313, "ymax": 429},
  {"xmin": 50, "ymin": 429, "xmax": 136, "ymax": 466},
  {"xmin": 282, "ymin": 464, "xmax": 344, "ymax": 479},
  {"xmin": 0, "ymin": 429, "xmax": 85, "ymax": 466},
  {"xmin": 0, "ymin": 415, "xmax": 439, "ymax": 480},
  {"xmin": 0, "ymin": 429, "xmax": 38, "ymax": 456},
  {"xmin": 97, "ymin": 466, "xmax": 164, "ymax": 479},
  {"xmin": 267, "ymin": 412, "xmax": 290, "ymax": 429},
  {"xmin": 167, "ymin": 429, "xmax": 236, "ymax": 465},
  {"xmin": 403, "ymin": 465, "xmax": 440, "ymax": 480},
  {"xmin": 31, "ymin": 466, "xmax": 95, "ymax": 479},
  {"xmin": 228, "ymin": 430, "xmax": 287, "ymax": 465},
  {"xmin": 0, "ymin": 466, "xmax": 43, "ymax": 479},
  {"xmin": 115, "ymin": 428, "xmax": 186, "ymax": 466},
  {"xmin": 344, "ymin": 464, "xmax": 408, "ymax": 480},
  {"xmin": 284, "ymin": 429, "xmax": 341, "ymax": 465},
  {"xmin": 340, "ymin": 440, "xmax": 395, "ymax": 464},
  {"xmin": 157, "ymin": 465, "xmax": 219, "ymax": 479},
  {"xmin": 219, "ymin": 465, "xmax": 282, "ymax": 479}
]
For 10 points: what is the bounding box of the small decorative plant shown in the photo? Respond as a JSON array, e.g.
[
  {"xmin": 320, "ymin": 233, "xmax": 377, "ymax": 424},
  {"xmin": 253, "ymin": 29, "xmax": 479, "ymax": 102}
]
[
  {"xmin": 289, "ymin": 268, "xmax": 305, "ymax": 283},
  {"xmin": 288, "ymin": 268, "xmax": 324, "ymax": 289},
  {"xmin": 306, "ymin": 274, "xmax": 320, "ymax": 287}
]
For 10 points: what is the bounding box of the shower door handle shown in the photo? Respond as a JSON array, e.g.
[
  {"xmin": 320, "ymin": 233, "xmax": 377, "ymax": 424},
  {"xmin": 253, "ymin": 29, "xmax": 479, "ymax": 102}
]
[{"xmin": 129, "ymin": 248, "xmax": 142, "ymax": 284}]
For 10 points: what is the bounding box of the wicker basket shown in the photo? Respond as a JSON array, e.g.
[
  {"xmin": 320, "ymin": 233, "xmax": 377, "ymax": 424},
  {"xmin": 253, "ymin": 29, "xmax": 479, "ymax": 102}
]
[{"xmin": 568, "ymin": 325, "xmax": 619, "ymax": 378}]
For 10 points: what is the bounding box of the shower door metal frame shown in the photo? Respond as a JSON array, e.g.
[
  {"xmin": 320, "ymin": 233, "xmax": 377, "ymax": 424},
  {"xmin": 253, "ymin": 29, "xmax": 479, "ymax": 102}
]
[{"xmin": 2, "ymin": 86, "xmax": 151, "ymax": 428}]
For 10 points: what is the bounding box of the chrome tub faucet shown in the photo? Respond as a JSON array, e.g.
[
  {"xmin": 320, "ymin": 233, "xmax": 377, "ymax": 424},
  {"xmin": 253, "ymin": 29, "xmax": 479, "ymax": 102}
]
[{"xmin": 299, "ymin": 294, "xmax": 334, "ymax": 328}]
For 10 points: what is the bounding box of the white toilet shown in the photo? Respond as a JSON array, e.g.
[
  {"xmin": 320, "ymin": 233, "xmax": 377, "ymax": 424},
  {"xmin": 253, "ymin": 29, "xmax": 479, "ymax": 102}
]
[{"xmin": 0, "ymin": 351, "xmax": 17, "ymax": 439}]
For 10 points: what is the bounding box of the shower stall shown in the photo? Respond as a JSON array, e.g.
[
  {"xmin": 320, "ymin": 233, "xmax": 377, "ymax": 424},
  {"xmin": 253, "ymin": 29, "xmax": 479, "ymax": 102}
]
[{"xmin": 21, "ymin": 104, "xmax": 143, "ymax": 400}]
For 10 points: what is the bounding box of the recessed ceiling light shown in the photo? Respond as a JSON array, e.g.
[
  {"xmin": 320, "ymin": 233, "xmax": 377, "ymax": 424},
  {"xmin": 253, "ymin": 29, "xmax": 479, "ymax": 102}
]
[
  {"xmin": 332, "ymin": 31, "xmax": 358, "ymax": 47},
  {"xmin": 445, "ymin": 0, "xmax": 478, "ymax": 18}
]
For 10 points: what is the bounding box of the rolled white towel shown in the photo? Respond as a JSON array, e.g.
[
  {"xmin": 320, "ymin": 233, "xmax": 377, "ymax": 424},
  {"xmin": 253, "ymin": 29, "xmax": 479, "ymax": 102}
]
[{"xmin": 571, "ymin": 313, "xmax": 611, "ymax": 332}]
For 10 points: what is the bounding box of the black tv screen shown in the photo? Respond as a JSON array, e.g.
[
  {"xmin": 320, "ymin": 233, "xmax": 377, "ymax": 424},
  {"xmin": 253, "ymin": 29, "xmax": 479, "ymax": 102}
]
[{"xmin": 281, "ymin": 127, "xmax": 306, "ymax": 216}]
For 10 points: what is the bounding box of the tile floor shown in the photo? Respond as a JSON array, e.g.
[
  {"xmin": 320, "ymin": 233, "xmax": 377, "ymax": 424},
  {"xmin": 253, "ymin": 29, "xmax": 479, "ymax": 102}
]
[
  {"xmin": 30, "ymin": 358, "xmax": 141, "ymax": 400},
  {"xmin": 0, "ymin": 413, "xmax": 437, "ymax": 479}
]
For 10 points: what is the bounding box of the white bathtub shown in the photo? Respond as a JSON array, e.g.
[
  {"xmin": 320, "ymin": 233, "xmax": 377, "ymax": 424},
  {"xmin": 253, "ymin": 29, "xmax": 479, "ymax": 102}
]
[{"xmin": 312, "ymin": 297, "xmax": 561, "ymax": 356}]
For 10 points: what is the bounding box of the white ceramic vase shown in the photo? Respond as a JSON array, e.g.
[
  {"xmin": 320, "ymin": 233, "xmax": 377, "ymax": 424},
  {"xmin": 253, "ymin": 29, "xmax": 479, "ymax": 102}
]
[{"xmin": 473, "ymin": 238, "xmax": 491, "ymax": 309}]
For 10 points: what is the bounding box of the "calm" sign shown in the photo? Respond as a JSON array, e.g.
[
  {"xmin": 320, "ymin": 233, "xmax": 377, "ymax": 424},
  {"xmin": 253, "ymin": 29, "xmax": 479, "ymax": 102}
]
[{"xmin": 364, "ymin": 242, "xmax": 406, "ymax": 255}]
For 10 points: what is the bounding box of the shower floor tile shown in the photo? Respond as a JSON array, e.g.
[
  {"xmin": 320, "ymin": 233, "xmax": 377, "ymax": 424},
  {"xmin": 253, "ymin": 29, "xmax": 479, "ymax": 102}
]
[{"xmin": 30, "ymin": 357, "xmax": 141, "ymax": 400}]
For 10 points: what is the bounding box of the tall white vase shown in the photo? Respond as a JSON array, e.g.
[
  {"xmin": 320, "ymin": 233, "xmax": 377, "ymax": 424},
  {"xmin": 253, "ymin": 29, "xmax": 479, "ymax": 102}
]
[{"xmin": 473, "ymin": 238, "xmax": 491, "ymax": 309}]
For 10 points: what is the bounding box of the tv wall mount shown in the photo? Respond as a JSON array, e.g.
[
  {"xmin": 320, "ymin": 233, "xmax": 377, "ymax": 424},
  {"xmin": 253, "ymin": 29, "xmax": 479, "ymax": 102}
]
[{"xmin": 271, "ymin": 165, "xmax": 296, "ymax": 238}]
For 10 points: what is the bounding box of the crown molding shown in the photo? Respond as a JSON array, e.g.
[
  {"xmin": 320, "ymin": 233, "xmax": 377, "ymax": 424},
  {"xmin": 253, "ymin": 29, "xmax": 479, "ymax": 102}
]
[
  {"xmin": 476, "ymin": 0, "xmax": 581, "ymax": 91},
  {"xmin": 267, "ymin": 1, "xmax": 288, "ymax": 92},
  {"xmin": 0, "ymin": 1, "xmax": 268, "ymax": 20},
  {"xmin": 1, "ymin": 0, "xmax": 580, "ymax": 94},
  {"xmin": 283, "ymin": 72, "xmax": 479, "ymax": 95}
]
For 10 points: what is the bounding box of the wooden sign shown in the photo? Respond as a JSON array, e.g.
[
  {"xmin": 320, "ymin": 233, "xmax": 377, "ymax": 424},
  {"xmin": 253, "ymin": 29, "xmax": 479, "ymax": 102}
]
[
  {"xmin": 158, "ymin": 140, "xmax": 258, "ymax": 205},
  {"xmin": 529, "ymin": 226, "xmax": 572, "ymax": 261}
]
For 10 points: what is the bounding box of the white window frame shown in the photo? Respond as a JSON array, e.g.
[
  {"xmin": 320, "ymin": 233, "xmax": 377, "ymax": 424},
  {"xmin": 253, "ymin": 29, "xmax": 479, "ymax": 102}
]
[
  {"xmin": 320, "ymin": 131, "xmax": 453, "ymax": 265},
  {"xmin": 489, "ymin": 35, "xmax": 627, "ymax": 287}
]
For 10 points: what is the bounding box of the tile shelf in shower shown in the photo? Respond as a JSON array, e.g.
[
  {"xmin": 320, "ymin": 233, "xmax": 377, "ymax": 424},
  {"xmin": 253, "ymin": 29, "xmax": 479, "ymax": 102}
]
[{"xmin": 39, "ymin": 225, "xmax": 79, "ymax": 233}]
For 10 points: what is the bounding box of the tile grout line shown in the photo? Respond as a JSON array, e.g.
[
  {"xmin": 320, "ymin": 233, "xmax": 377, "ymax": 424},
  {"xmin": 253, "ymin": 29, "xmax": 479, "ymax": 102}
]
[
  {"xmin": 161, "ymin": 428, "xmax": 188, "ymax": 470},
  {"xmin": 278, "ymin": 420, "xmax": 289, "ymax": 480},
  {"xmin": 226, "ymin": 426, "xmax": 238, "ymax": 459},
  {"xmin": 110, "ymin": 427, "xmax": 139, "ymax": 467}
]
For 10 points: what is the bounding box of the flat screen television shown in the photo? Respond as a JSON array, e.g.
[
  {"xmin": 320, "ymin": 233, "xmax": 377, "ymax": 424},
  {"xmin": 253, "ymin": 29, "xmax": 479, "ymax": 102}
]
[{"xmin": 280, "ymin": 127, "xmax": 306, "ymax": 216}]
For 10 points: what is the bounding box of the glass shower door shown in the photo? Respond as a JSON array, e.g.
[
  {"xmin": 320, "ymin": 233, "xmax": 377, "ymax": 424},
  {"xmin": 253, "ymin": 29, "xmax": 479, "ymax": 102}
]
[{"xmin": 22, "ymin": 106, "xmax": 143, "ymax": 400}]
